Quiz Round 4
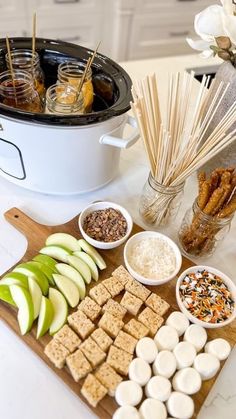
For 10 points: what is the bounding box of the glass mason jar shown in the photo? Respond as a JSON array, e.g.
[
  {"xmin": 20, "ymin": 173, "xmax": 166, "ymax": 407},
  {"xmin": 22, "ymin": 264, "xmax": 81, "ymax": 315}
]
[
  {"xmin": 139, "ymin": 172, "xmax": 185, "ymax": 226},
  {"xmin": 45, "ymin": 82, "xmax": 84, "ymax": 115},
  {"xmin": 6, "ymin": 49, "xmax": 45, "ymax": 100},
  {"xmin": 57, "ymin": 61, "xmax": 93, "ymax": 113},
  {"xmin": 0, "ymin": 69, "xmax": 42, "ymax": 112},
  {"xmin": 178, "ymin": 199, "xmax": 233, "ymax": 258}
]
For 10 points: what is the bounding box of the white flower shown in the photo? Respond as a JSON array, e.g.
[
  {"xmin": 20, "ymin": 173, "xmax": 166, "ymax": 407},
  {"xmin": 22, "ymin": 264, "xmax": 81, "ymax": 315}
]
[
  {"xmin": 194, "ymin": 5, "xmax": 226, "ymax": 41},
  {"xmin": 187, "ymin": 1, "xmax": 236, "ymax": 58},
  {"xmin": 186, "ymin": 38, "xmax": 214, "ymax": 57}
]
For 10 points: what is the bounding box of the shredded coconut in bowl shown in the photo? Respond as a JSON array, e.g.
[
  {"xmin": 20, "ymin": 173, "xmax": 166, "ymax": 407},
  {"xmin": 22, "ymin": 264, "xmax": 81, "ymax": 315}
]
[{"xmin": 127, "ymin": 237, "xmax": 177, "ymax": 280}]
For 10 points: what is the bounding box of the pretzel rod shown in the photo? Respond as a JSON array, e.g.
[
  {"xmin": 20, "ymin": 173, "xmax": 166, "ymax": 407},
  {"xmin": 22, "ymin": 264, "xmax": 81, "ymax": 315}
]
[{"xmin": 218, "ymin": 192, "xmax": 236, "ymax": 218}]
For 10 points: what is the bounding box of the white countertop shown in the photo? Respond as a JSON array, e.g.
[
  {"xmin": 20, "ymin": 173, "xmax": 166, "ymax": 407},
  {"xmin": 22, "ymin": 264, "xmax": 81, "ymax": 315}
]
[{"xmin": 0, "ymin": 53, "xmax": 235, "ymax": 419}]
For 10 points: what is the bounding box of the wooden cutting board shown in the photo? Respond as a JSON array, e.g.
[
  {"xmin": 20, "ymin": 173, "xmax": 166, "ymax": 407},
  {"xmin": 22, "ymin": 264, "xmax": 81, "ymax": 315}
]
[{"xmin": 0, "ymin": 207, "xmax": 235, "ymax": 419}]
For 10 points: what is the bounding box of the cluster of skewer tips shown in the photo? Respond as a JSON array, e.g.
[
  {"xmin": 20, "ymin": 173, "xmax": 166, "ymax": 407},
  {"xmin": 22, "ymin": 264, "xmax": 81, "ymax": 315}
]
[{"xmin": 131, "ymin": 71, "xmax": 236, "ymax": 226}]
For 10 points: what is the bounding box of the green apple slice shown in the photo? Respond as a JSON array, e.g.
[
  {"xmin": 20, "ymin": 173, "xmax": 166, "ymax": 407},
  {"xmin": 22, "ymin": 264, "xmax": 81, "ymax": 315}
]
[
  {"xmin": 29, "ymin": 261, "xmax": 55, "ymax": 285},
  {"xmin": 33, "ymin": 254, "xmax": 57, "ymax": 270},
  {"xmin": 28, "ymin": 277, "xmax": 42, "ymax": 320},
  {"xmin": 1, "ymin": 272, "xmax": 28, "ymax": 288},
  {"xmin": 78, "ymin": 239, "xmax": 106, "ymax": 270},
  {"xmin": 46, "ymin": 233, "xmax": 81, "ymax": 252},
  {"xmin": 49, "ymin": 288, "xmax": 68, "ymax": 335},
  {"xmin": 0, "ymin": 284, "xmax": 16, "ymax": 306},
  {"xmin": 10, "ymin": 284, "xmax": 34, "ymax": 335},
  {"xmin": 39, "ymin": 245, "xmax": 71, "ymax": 263},
  {"xmin": 67, "ymin": 255, "xmax": 91, "ymax": 284},
  {"xmin": 13, "ymin": 263, "xmax": 49, "ymax": 295},
  {"xmin": 73, "ymin": 251, "xmax": 99, "ymax": 281},
  {"xmin": 53, "ymin": 274, "xmax": 80, "ymax": 308},
  {"xmin": 36, "ymin": 296, "xmax": 54, "ymax": 339},
  {"xmin": 55, "ymin": 263, "xmax": 86, "ymax": 299}
]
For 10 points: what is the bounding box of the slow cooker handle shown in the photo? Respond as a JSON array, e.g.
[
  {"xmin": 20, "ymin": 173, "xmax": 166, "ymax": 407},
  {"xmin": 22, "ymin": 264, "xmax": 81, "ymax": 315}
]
[{"xmin": 99, "ymin": 116, "xmax": 139, "ymax": 149}]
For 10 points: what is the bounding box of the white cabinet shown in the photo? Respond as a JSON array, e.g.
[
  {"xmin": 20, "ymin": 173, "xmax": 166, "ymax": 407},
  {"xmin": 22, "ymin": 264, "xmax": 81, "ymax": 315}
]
[
  {"xmin": 25, "ymin": 0, "xmax": 111, "ymax": 56},
  {"xmin": 113, "ymin": 0, "xmax": 214, "ymax": 61},
  {"xmin": 0, "ymin": 0, "xmax": 214, "ymax": 61},
  {"xmin": 128, "ymin": 13, "xmax": 196, "ymax": 60},
  {"xmin": 0, "ymin": 0, "xmax": 25, "ymax": 19},
  {"xmin": 0, "ymin": 21, "xmax": 27, "ymax": 38},
  {"xmin": 0, "ymin": 0, "xmax": 28, "ymax": 38},
  {"xmin": 28, "ymin": 0, "xmax": 97, "ymax": 14},
  {"xmin": 35, "ymin": 14, "xmax": 103, "ymax": 50}
]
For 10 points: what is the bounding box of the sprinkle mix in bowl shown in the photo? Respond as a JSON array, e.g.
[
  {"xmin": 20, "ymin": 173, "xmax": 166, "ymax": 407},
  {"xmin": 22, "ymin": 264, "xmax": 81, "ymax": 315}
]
[{"xmin": 176, "ymin": 265, "xmax": 236, "ymax": 329}]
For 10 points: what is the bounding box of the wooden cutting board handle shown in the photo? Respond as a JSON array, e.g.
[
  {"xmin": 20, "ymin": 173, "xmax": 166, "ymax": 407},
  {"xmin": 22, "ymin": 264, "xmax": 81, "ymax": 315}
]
[{"xmin": 4, "ymin": 207, "xmax": 51, "ymax": 244}]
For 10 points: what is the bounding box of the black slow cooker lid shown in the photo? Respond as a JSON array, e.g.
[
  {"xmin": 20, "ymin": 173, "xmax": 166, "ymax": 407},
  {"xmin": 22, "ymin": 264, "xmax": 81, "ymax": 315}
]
[{"xmin": 0, "ymin": 38, "xmax": 132, "ymax": 126}]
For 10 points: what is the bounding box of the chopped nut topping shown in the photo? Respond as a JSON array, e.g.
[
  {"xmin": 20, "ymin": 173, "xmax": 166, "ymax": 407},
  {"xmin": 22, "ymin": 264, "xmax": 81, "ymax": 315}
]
[{"xmin": 83, "ymin": 208, "xmax": 127, "ymax": 242}]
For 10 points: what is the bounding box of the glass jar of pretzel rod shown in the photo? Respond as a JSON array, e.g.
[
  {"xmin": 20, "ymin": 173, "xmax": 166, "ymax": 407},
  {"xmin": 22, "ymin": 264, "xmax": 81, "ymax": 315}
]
[
  {"xmin": 178, "ymin": 199, "xmax": 233, "ymax": 258},
  {"xmin": 139, "ymin": 172, "xmax": 185, "ymax": 227}
]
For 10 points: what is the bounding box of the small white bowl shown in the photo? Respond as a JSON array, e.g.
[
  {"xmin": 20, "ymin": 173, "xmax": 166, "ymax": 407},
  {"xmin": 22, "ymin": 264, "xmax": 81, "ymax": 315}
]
[
  {"xmin": 176, "ymin": 265, "xmax": 236, "ymax": 329},
  {"xmin": 124, "ymin": 231, "xmax": 182, "ymax": 286},
  {"xmin": 79, "ymin": 201, "xmax": 133, "ymax": 250}
]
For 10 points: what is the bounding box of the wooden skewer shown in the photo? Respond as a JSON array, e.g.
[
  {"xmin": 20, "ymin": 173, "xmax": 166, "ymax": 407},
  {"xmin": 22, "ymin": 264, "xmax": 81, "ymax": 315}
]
[
  {"xmin": 6, "ymin": 36, "xmax": 17, "ymax": 105},
  {"xmin": 76, "ymin": 41, "xmax": 101, "ymax": 101},
  {"xmin": 88, "ymin": 41, "xmax": 101, "ymax": 69},
  {"xmin": 32, "ymin": 12, "xmax": 36, "ymax": 59},
  {"xmin": 77, "ymin": 57, "xmax": 92, "ymax": 98}
]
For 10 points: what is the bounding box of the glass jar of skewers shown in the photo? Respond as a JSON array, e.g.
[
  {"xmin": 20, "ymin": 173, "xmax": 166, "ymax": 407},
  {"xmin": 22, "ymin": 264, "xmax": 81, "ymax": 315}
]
[
  {"xmin": 139, "ymin": 172, "xmax": 185, "ymax": 227},
  {"xmin": 45, "ymin": 82, "xmax": 84, "ymax": 115},
  {"xmin": 58, "ymin": 61, "xmax": 93, "ymax": 113},
  {"xmin": 178, "ymin": 199, "xmax": 233, "ymax": 258},
  {"xmin": 0, "ymin": 69, "xmax": 42, "ymax": 112},
  {"xmin": 6, "ymin": 49, "xmax": 45, "ymax": 100}
]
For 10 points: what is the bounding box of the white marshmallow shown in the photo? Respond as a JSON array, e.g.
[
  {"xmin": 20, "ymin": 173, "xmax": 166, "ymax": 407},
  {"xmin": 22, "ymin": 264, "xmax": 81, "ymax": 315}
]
[
  {"xmin": 115, "ymin": 380, "xmax": 143, "ymax": 406},
  {"xmin": 153, "ymin": 350, "xmax": 177, "ymax": 378},
  {"xmin": 129, "ymin": 358, "xmax": 152, "ymax": 386},
  {"xmin": 205, "ymin": 338, "xmax": 231, "ymax": 361},
  {"xmin": 172, "ymin": 367, "xmax": 202, "ymax": 395},
  {"xmin": 173, "ymin": 341, "xmax": 196, "ymax": 369},
  {"xmin": 154, "ymin": 326, "xmax": 179, "ymax": 351},
  {"xmin": 166, "ymin": 391, "xmax": 194, "ymax": 419},
  {"xmin": 136, "ymin": 337, "xmax": 158, "ymax": 363},
  {"xmin": 166, "ymin": 311, "xmax": 190, "ymax": 336},
  {"xmin": 139, "ymin": 398, "xmax": 167, "ymax": 419},
  {"xmin": 113, "ymin": 405, "xmax": 140, "ymax": 419},
  {"xmin": 145, "ymin": 376, "xmax": 171, "ymax": 402},
  {"xmin": 193, "ymin": 353, "xmax": 220, "ymax": 380},
  {"xmin": 184, "ymin": 324, "xmax": 207, "ymax": 352}
]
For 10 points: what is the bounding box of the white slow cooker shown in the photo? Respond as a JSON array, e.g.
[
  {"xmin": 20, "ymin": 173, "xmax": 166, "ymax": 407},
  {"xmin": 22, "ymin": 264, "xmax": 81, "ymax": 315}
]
[{"xmin": 0, "ymin": 38, "xmax": 139, "ymax": 194}]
